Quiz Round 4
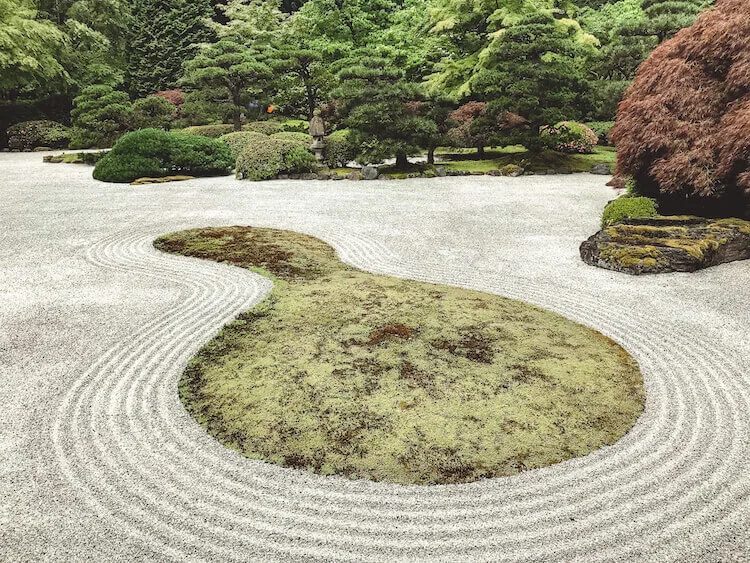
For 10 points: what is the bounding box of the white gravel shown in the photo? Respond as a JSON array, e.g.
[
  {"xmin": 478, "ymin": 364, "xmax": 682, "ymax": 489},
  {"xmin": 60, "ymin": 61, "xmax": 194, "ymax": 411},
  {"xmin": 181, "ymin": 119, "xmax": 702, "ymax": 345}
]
[{"xmin": 1, "ymin": 151, "xmax": 749, "ymax": 562}]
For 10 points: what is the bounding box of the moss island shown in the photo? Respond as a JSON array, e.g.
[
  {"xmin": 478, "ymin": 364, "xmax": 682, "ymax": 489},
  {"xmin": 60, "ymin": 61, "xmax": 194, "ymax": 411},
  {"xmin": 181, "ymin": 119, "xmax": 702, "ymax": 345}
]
[{"xmin": 155, "ymin": 227, "xmax": 644, "ymax": 485}]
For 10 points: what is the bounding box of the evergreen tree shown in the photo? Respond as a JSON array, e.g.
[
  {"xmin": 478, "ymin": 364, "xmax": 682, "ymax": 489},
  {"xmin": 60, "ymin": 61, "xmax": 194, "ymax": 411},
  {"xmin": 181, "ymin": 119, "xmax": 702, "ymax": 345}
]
[
  {"xmin": 181, "ymin": 40, "xmax": 272, "ymax": 131},
  {"xmin": 470, "ymin": 12, "xmax": 589, "ymax": 150},
  {"xmin": 641, "ymin": 0, "xmax": 705, "ymax": 43},
  {"xmin": 69, "ymin": 84, "xmax": 131, "ymax": 147},
  {"xmin": 334, "ymin": 47, "xmax": 436, "ymax": 167},
  {"xmin": 127, "ymin": 0, "xmax": 214, "ymax": 97}
]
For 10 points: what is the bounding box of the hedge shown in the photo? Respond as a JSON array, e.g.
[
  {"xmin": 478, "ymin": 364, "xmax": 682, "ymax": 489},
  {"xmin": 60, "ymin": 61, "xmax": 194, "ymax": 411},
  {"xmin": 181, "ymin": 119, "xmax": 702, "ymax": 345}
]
[
  {"xmin": 93, "ymin": 129, "xmax": 234, "ymax": 183},
  {"xmin": 243, "ymin": 121, "xmax": 283, "ymax": 135},
  {"xmin": 219, "ymin": 131, "xmax": 269, "ymax": 159},
  {"xmin": 181, "ymin": 124, "xmax": 236, "ymax": 138},
  {"xmin": 323, "ymin": 129, "xmax": 356, "ymax": 168},
  {"xmin": 236, "ymin": 137, "xmax": 316, "ymax": 181}
]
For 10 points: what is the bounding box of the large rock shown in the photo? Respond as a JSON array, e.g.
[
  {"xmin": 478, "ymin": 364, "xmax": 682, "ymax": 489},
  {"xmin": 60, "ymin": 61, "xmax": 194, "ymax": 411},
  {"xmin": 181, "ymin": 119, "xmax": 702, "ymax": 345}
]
[
  {"xmin": 590, "ymin": 163, "xmax": 612, "ymax": 175},
  {"xmin": 580, "ymin": 217, "xmax": 750, "ymax": 275},
  {"xmin": 361, "ymin": 165, "xmax": 379, "ymax": 180}
]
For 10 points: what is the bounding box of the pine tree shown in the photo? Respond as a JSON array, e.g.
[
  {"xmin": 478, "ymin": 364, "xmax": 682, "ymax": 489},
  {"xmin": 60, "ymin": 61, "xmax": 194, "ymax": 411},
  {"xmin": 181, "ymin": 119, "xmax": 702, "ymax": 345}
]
[
  {"xmin": 470, "ymin": 12, "xmax": 588, "ymax": 150},
  {"xmin": 641, "ymin": 0, "xmax": 705, "ymax": 43},
  {"xmin": 127, "ymin": 0, "xmax": 214, "ymax": 97},
  {"xmin": 181, "ymin": 40, "xmax": 272, "ymax": 131},
  {"xmin": 334, "ymin": 47, "xmax": 436, "ymax": 167}
]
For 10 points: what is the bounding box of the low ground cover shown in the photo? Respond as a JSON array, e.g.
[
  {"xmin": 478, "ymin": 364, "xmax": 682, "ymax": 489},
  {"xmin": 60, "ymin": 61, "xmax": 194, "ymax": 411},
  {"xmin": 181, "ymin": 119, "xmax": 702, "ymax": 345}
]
[
  {"xmin": 155, "ymin": 227, "xmax": 644, "ymax": 485},
  {"xmin": 437, "ymin": 146, "xmax": 616, "ymax": 174}
]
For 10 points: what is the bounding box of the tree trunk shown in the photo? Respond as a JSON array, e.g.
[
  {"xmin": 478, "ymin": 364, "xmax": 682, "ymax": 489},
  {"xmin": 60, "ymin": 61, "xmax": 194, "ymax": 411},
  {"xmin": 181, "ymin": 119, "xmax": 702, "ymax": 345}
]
[
  {"xmin": 477, "ymin": 145, "xmax": 485, "ymax": 156},
  {"xmin": 427, "ymin": 146, "xmax": 435, "ymax": 165},
  {"xmin": 231, "ymin": 88, "xmax": 242, "ymax": 132},
  {"xmin": 396, "ymin": 152, "xmax": 409, "ymax": 169}
]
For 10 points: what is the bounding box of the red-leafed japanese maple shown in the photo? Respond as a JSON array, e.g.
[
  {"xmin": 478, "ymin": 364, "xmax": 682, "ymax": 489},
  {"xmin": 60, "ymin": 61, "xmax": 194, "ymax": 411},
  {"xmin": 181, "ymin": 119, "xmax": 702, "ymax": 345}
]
[{"xmin": 611, "ymin": 0, "xmax": 750, "ymax": 218}]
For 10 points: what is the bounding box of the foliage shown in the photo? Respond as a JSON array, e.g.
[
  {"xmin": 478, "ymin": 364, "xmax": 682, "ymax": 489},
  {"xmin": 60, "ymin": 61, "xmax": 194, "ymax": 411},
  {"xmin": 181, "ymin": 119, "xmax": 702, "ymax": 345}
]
[
  {"xmin": 0, "ymin": 0, "xmax": 68, "ymax": 95},
  {"xmin": 181, "ymin": 124, "xmax": 236, "ymax": 138},
  {"xmin": 641, "ymin": 0, "xmax": 706, "ymax": 43},
  {"xmin": 129, "ymin": 96, "xmax": 175, "ymax": 130},
  {"xmin": 6, "ymin": 120, "xmax": 70, "ymax": 150},
  {"xmin": 153, "ymin": 89, "xmax": 185, "ymax": 107},
  {"xmin": 235, "ymin": 136, "xmax": 316, "ymax": 180},
  {"xmin": 243, "ymin": 121, "xmax": 283, "ymax": 135},
  {"xmin": 69, "ymin": 84, "xmax": 131, "ymax": 148},
  {"xmin": 611, "ymin": 0, "xmax": 750, "ymax": 218},
  {"xmin": 280, "ymin": 119, "xmax": 309, "ymax": 133},
  {"xmin": 127, "ymin": 0, "xmax": 214, "ymax": 96},
  {"xmin": 601, "ymin": 196, "xmax": 658, "ymax": 227},
  {"xmin": 470, "ymin": 12, "xmax": 590, "ymax": 151},
  {"xmin": 182, "ymin": 40, "xmax": 273, "ymax": 131},
  {"xmin": 323, "ymin": 128, "xmax": 356, "ymax": 168},
  {"xmin": 93, "ymin": 128, "xmax": 233, "ymax": 182},
  {"xmin": 219, "ymin": 131, "xmax": 268, "ymax": 159},
  {"xmin": 334, "ymin": 46, "xmax": 436, "ymax": 166},
  {"xmin": 584, "ymin": 121, "xmax": 617, "ymax": 146},
  {"xmin": 447, "ymin": 102, "xmax": 491, "ymax": 153},
  {"xmin": 541, "ymin": 122, "xmax": 598, "ymax": 154},
  {"xmin": 270, "ymin": 131, "xmax": 312, "ymax": 147}
]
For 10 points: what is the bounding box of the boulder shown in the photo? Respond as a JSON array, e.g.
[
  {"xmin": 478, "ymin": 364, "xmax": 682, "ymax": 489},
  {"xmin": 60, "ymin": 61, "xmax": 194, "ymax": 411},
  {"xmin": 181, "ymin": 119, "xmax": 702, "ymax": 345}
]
[
  {"xmin": 434, "ymin": 166, "xmax": 447, "ymax": 177},
  {"xmin": 300, "ymin": 172, "xmax": 318, "ymax": 180},
  {"xmin": 361, "ymin": 165, "xmax": 379, "ymax": 180},
  {"xmin": 347, "ymin": 171, "xmax": 363, "ymax": 181},
  {"xmin": 557, "ymin": 167, "xmax": 573, "ymax": 174},
  {"xmin": 580, "ymin": 217, "xmax": 750, "ymax": 275},
  {"xmin": 590, "ymin": 163, "xmax": 612, "ymax": 175}
]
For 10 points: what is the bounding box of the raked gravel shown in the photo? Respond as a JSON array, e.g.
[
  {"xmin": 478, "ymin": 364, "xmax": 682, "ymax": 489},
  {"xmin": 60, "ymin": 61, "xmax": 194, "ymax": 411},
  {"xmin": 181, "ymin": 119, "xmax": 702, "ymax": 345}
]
[{"xmin": 1, "ymin": 152, "xmax": 749, "ymax": 562}]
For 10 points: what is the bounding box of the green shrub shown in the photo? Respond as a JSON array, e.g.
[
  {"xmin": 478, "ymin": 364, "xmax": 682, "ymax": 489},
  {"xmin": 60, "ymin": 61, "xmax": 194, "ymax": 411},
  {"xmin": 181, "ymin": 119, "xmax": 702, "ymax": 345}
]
[
  {"xmin": 602, "ymin": 196, "xmax": 659, "ymax": 228},
  {"xmin": 270, "ymin": 131, "xmax": 312, "ymax": 148},
  {"xmin": 584, "ymin": 121, "xmax": 616, "ymax": 146},
  {"xmin": 236, "ymin": 137, "xmax": 316, "ymax": 181},
  {"xmin": 181, "ymin": 124, "xmax": 236, "ymax": 138},
  {"xmin": 323, "ymin": 129, "xmax": 356, "ymax": 168},
  {"xmin": 70, "ymin": 85, "xmax": 132, "ymax": 149},
  {"xmin": 130, "ymin": 96, "xmax": 175, "ymax": 130},
  {"xmin": 243, "ymin": 121, "xmax": 283, "ymax": 135},
  {"xmin": 93, "ymin": 129, "xmax": 234, "ymax": 183},
  {"xmin": 541, "ymin": 122, "xmax": 598, "ymax": 154},
  {"xmin": 280, "ymin": 119, "xmax": 309, "ymax": 133},
  {"xmin": 7, "ymin": 120, "xmax": 70, "ymax": 151},
  {"xmin": 219, "ymin": 131, "xmax": 268, "ymax": 159}
]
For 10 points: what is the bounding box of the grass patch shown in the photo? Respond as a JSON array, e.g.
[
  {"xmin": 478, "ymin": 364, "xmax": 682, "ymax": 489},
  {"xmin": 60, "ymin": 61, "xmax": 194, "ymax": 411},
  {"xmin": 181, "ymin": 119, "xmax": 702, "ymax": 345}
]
[
  {"xmin": 155, "ymin": 227, "xmax": 644, "ymax": 485},
  {"xmin": 437, "ymin": 146, "xmax": 616, "ymax": 174}
]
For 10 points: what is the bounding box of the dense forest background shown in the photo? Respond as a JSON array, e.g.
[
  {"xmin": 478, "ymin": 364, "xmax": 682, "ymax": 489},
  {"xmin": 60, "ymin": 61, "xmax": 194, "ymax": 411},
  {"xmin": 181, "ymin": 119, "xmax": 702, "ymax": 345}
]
[{"xmin": 0, "ymin": 0, "xmax": 714, "ymax": 147}]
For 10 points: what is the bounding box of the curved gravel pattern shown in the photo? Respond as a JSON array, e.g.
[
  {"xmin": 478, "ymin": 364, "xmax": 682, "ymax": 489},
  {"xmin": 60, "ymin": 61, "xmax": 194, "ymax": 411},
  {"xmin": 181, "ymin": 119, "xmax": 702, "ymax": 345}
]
[{"xmin": 2, "ymin": 152, "xmax": 749, "ymax": 561}]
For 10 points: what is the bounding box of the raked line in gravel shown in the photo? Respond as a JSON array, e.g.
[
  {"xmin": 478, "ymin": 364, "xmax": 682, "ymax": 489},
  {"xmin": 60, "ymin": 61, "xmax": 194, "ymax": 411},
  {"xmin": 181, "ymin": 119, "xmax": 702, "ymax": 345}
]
[{"xmin": 1, "ymin": 152, "xmax": 749, "ymax": 562}]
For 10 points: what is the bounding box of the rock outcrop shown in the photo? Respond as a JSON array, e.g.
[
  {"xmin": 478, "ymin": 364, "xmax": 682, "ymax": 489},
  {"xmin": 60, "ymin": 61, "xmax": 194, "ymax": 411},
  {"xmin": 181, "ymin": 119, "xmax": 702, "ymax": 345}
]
[{"xmin": 580, "ymin": 217, "xmax": 750, "ymax": 275}]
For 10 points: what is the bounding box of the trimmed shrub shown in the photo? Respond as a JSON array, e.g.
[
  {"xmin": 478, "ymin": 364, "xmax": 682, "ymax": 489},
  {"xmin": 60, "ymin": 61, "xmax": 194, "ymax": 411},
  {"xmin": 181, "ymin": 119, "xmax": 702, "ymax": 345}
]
[
  {"xmin": 7, "ymin": 120, "xmax": 70, "ymax": 151},
  {"xmin": 602, "ymin": 196, "xmax": 659, "ymax": 227},
  {"xmin": 243, "ymin": 121, "xmax": 283, "ymax": 135},
  {"xmin": 219, "ymin": 131, "xmax": 269, "ymax": 159},
  {"xmin": 611, "ymin": 0, "xmax": 750, "ymax": 218},
  {"xmin": 153, "ymin": 89, "xmax": 185, "ymax": 107},
  {"xmin": 270, "ymin": 131, "xmax": 312, "ymax": 148},
  {"xmin": 585, "ymin": 121, "xmax": 616, "ymax": 146},
  {"xmin": 236, "ymin": 137, "xmax": 316, "ymax": 181},
  {"xmin": 323, "ymin": 129, "xmax": 357, "ymax": 168},
  {"xmin": 130, "ymin": 96, "xmax": 175, "ymax": 130},
  {"xmin": 181, "ymin": 124, "xmax": 236, "ymax": 138},
  {"xmin": 280, "ymin": 119, "xmax": 309, "ymax": 133},
  {"xmin": 70, "ymin": 85, "xmax": 132, "ymax": 149},
  {"xmin": 93, "ymin": 129, "xmax": 234, "ymax": 183},
  {"xmin": 541, "ymin": 122, "xmax": 598, "ymax": 154}
]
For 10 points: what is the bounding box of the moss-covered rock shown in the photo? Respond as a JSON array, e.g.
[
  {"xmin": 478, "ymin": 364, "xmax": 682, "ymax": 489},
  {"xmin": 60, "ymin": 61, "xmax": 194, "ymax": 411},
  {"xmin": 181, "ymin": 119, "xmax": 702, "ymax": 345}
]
[{"xmin": 580, "ymin": 217, "xmax": 750, "ymax": 275}]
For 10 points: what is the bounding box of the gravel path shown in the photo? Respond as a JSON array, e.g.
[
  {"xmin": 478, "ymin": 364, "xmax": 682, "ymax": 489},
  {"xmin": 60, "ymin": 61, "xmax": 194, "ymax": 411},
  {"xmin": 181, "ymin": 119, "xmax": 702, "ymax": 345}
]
[{"xmin": 1, "ymin": 152, "xmax": 749, "ymax": 562}]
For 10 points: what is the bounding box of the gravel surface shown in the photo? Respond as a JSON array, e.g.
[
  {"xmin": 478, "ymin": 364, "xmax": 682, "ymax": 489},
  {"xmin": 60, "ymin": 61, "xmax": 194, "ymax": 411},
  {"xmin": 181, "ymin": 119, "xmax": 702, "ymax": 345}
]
[{"xmin": 1, "ymin": 151, "xmax": 749, "ymax": 562}]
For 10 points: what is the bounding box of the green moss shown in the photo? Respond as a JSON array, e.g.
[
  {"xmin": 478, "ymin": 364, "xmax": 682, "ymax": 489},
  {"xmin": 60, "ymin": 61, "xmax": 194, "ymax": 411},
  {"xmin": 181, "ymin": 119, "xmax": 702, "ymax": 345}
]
[
  {"xmin": 155, "ymin": 227, "xmax": 645, "ymax": 485},
  {"xmin": 602, "ymin": 196, "xmax": 659, "ymax": 228}
]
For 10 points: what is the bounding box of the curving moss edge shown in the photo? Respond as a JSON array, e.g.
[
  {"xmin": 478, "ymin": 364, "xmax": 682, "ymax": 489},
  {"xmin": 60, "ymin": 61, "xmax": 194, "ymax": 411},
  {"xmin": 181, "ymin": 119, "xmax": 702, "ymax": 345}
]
[{"xmin": 156, "ymin": 227, "xmax": 645, "ymax": 485}]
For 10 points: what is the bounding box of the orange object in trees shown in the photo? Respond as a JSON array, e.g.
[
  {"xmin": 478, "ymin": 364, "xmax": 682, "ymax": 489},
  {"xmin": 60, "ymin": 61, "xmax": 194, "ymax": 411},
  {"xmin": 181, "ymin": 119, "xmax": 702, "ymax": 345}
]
[{"xmin": 267, "ymin": 105, "xmax": 276, "ymax": 113}]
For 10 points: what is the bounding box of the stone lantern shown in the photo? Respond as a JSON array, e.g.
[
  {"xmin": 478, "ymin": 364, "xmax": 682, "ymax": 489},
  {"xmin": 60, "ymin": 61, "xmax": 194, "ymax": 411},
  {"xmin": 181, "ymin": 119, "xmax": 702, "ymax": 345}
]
[{"xmin": 309, "ymin": 110, "xmax": 326, "ymax": 163}]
